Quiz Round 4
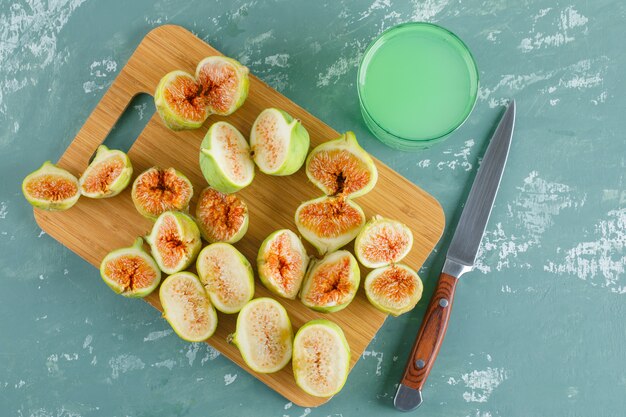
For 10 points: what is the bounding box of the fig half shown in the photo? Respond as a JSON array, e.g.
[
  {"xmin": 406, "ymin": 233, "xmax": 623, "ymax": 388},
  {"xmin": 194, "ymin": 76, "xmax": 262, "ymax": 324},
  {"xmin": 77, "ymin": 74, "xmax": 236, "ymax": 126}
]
[
  {"xmin": 22, "ymin": 161, "xmax": 80, "ymax": 211},
  {"xmin": 199, "ymin": 121, "xmax": 255, "ymax": 194},
  {"xmin": 257, "ymin": 229, "xmax": 309, "ymax": 299},
  {"xmin": 295, "ymin": 196, "xmax": 365, "ymax": 255},
  {"xmin": 299, "ymin": 250, "xmax": 360, "ymax": 313},
  {"xmin": 196, "ymin": 243, "xmax": 255, "ymax": 314},
  {"xmin": 250, "ymin": 108, "xmax": 310, "ymax": 176},
  {"xmin": 195, "ymin": 187, "xmax": 249, "ymax": 244},
  {"xmin": 100, "ymin": 237, "xmax": 161, "ymax": 297},
  {"xmin": 79, "ymin": 145, "xmax": 133, "ymax": 198},
  {"xmin": 195, "ymin": 56, "xmax": 249, "ymax": 116},
  {"xmin": 154, "ymin": 70, "xmax": 210, "ymax": 131},
  {"xmin": 354, "ymin": 215, "xmax": 413, "ymax": 268},
  {"xmin": 293, "ymin": 319, "xmax": 350, "ymax": 398},
  {"xmin": 146, "ymin": 211, "xmax": 202, "ymax": 274},
  {"xmin": 306, "ymin": 131, "xmax": 378, "ymax": 198},
  {"xmin": 230, "ymin": 297, "xmax": 293, "ymax": 373},
  {"xmin": 364, "ymin": 264, "xmax": 423, "ymax": 316},
  {"xmin": 159, "ymin": 271, "xmax": 218, "ymax": 342},
  {"xmin": 131, "ymin": 167, "xmax": 193, "ymax": 219}
]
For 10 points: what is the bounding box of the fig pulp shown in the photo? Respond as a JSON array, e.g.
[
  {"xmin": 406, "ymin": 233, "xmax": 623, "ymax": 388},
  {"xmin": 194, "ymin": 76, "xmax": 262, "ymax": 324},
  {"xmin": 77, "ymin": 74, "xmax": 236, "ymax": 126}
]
[
  {"xmin": 100, "ymin": 237, "xmax": 161, "ymax": 297},
  {"xmin": 196, "ymin": 243, "xmax": 254, "ymax": 314},
  {"xmin": 306, "ymin": 131, "xmax": 378, "ymax": 198},
  {"xmin": 231, "ymin": 298, "xmax": 293, "ymax": 373},
  {"xmin": 146, "ymin": 211, "xmax": 202, "ymax": 274},
  {"xmin": 292, "ymin": 319, "xmax": 350, "ymax": 398},
  {"xmin": 257, "ymin": 229, "xmax": 309, "ymax": 299},
  {"xmin": 195, "ymin": 56, "xmax": 249, "ymax": 116},
  {"xmin": 199, "ymin": 122, "xmax": 255, "ymax": 194},
  {"xmin": 155, "ymin": 70, "xmax": 210, "ymax": 131},
  {"xmin": 79, "ymin": 145, "xmax": 133, "ymax": 198},
  {"xmin": 155, "ymin": 56, "xmax": 249, "ymax": 131},
  {"xmin": 250, "ymin": 108, "xmax": 310, "ymax": 176},
  {"xmin": 299, "ymin": 250, "xmax": 360, "ymax": 313},
  {"xmin": 22, "ymin": 161, "xmax": 80, "ymax": 211},
  {"xmin": 354, "ymin": 216, "xmax": 413, "ymax": 268},
  {"xmin": 195, "ymin": 187, "xmax": 249, "ymax": 244},
  {"xmin": 131, "ymin": 167, "xmax": 193, "ymax": 219},
  {"xmin": 295, "ymin": 196, "xmax": 365, "ymax": 255},
  {"xmin": 364, "ymin": 264, "xmax": 423, "ymax": 316},
  {"xmin": 160, "ymin": 271, "xmax": 218, "ymax": 342}
]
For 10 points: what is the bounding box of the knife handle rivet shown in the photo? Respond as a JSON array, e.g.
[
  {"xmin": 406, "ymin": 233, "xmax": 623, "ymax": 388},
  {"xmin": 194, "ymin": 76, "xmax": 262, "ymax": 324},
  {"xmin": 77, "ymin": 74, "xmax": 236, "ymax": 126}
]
[
  {"xmin": 439, "ymin": 298, "xmax": 449, "ymax": 308},
  {"xmin": 415, "ymin": 359, "xmax": 425, "ymax": 369}
]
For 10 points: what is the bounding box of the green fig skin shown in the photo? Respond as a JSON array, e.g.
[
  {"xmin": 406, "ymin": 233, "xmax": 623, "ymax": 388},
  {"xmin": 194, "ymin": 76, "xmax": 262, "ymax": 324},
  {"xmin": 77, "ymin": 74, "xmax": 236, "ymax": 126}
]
[
  {"xmin": 99, "ymin": 237, "xmax": 161, "ymax": 298},
  {"xmin": 292, "ymin": 319, "xmax": 351, "ymax": 398},
  {"xmin": 199, "ymin": 122, "xmax": 255, "ymax": 194},
  {"xmin": 79, "ymin": 145, "xmax": 133, "ymax": 198},
  {"xmin": 250, "ymin": 108, "xmax": 310, "ymax": 176},
  {"xmin": 22, "ymin": 161, "xmax": 80, "ymax": 211}
]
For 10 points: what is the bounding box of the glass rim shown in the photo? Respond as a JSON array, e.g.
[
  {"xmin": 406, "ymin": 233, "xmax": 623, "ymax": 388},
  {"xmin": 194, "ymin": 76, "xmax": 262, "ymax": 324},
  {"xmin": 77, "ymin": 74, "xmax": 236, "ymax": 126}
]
[{"xmin": 357, "ymin": 21, "xmax": 480, "ymax": 144}]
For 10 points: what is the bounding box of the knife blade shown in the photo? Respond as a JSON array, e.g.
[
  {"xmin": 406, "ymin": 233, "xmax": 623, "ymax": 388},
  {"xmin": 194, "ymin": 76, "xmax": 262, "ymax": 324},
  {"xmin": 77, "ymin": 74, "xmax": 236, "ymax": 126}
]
[{"xmin": 394, "ymin": 100, "xmax": 516, "ymax": 412}]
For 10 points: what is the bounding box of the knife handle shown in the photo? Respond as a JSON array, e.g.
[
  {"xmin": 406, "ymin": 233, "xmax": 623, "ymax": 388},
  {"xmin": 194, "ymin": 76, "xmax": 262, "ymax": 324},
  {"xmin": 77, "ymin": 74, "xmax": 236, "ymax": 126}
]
[{"xmin": 400, "ymin": 272, "xmax": 458, "ymax": 391}]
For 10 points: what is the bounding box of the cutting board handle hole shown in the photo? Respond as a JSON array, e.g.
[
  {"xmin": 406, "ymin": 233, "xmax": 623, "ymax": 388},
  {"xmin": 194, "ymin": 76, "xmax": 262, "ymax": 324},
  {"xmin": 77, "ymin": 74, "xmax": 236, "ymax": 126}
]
[{"xmin": 91, "ymin": 93, "xmax": 155, "ymax": 161}]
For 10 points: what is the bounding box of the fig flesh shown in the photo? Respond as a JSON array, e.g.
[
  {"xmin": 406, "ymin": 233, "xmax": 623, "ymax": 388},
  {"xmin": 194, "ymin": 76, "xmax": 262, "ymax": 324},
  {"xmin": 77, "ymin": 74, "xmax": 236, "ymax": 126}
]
[
  {"xmin": 231, "ymin": 297, "xmax": 293, "ymax": 373},
  {"xmin": 364, "ymin": 264, "xmax": 423, "ymax": 316},
  {"xmin": 195, "ymin": 56, "xmax": 249, "ymax": 116},
  {"xmin": 146, "ymin": 211, "xmax": 202, "ymax": 274},
  {"xmin": 195, "ymin": 187, "xmax": 248, "ymax": 244},
  {"xmin": 250, "ymin": 108, "xmax": 310, "ymax": 176},
  {"xmin": 306, "ymin": 131, "xmax": 378, "ymax": 198},
  {"xmin": 354, "ymin": 216, "xmax": 413, "ymax": 268},
  {"xmin": 295, "ymin": 196, "xmax": 365, "ymax": 255},
  {"xmin": 292, "ymin": 319, "xmax": 350, "ymax": 398},
  {"xmin": 154, "ymin": 70, "xmax": 210, "ymax": 131},
  {"xmin": 299, "ymin": 250, "xmax": 360, "ymax": 313},
  {"xmin": 199, "ymin": 121, "xmax": 255, "ymax": 194},
  {"xmin": 131, "ymin": 167, "xmax": 193, "ymax": 219},
  {"xmin": 79, "ymin": 145, "xmax": 133, "ymax": 198},
  {"xmin": 257, "ymin": 229, "xmax": 309, "ymax": 299},
  {"xmin": 22, "ymin": 161, "xmax": 80, "ymax": 211},
  {"xmin": 159, "ymin": 271, "xmax": 217, "ymax": 342},
  {"xmin": 99, "ymin": 237, "xmax": 161, "ymax": 298},
  {"xmin": 196, "ymin": 243, "xmax": 254, "ymax": 314}
]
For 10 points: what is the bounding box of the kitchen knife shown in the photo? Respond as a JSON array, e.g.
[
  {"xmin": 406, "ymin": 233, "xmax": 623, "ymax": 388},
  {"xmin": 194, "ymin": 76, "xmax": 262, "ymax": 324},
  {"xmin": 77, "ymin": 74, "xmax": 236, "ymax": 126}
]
[{"xmin": 394, "ymin": 100, "xmax": 516, "ymax": 411}]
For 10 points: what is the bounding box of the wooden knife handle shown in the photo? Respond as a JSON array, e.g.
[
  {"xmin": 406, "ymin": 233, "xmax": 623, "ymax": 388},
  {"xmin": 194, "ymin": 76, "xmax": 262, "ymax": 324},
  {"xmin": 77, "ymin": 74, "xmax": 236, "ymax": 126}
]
[{"xmin": 400, "ymin": 272, "xmax": 458, "ymax": 390}]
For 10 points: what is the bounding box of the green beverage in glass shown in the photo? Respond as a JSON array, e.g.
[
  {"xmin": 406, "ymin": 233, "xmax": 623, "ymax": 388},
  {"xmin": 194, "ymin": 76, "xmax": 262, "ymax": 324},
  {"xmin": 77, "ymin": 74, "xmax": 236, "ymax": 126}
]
[{"xmin": 358, "ymin": 22, "xmax": 479, "ymax": 150}]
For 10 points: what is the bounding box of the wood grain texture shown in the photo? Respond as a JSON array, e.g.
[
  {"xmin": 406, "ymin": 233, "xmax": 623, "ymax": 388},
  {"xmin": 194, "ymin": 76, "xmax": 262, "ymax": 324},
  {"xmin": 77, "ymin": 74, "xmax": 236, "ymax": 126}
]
[
  {"xmin": 400, "ymin": 272, "xmax": 458, "ymax": 391},
  {"xmin": 33, "ymin": 25, "xmax": 444, "ymax": 407}
]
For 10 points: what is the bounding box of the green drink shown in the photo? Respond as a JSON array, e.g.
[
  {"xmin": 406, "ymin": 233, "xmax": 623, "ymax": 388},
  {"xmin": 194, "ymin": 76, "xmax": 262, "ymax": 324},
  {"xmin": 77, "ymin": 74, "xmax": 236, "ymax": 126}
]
[{"xmin": 358, "ymin": 23, "xmax": 479, "ymax": 150}]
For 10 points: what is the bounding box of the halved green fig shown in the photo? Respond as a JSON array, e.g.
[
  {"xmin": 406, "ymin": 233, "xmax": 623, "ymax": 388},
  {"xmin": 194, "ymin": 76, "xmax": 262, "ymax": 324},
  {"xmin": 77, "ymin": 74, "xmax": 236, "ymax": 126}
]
[
  {"xmin": 154, "ymin": 70, "xmax": 209, "ymax": 131},
  {"xmin": 131, "ymin": 167, "xmax": 193, "ymax": 219},
  {"xmin": 306, "ymin": 131, "xmax": 378, "ymax": 198},
  {"xmin": 250, "ymin": 108, "xmax": 310, "ymax": 176},
  {"xmin": 230, "ymin": 297, "xmax": 293, "ymax": 373},
  {"xmin": 79, "ymin": 145, "xmax": 133, "ymax": 198},
  {"xmin": 99, "ymin": 237, "xmax": 161, "ymax": 297},
  {"xmin": 195, "ymin": 56, "xmax": 249, "ymax": 116},
  {"xmin": 146, "ymin": 211, "xmax": 202, "ymax": 274},
  {"xmin": 195, "ymin": 187, "xmax": 248, "ymax": 243},
  {"xmin": 293, "ymin": 319, "xmax": 350, "ymax": 398},
  {"xmin": 354, "ymin": 215, "xmax": 413, "ymax": 268},
  {"xmin": 199, "ymin": 122, "xmax": 255, "ymax": 194},
  {"xmin": 257, "ymin": 229, "xmax": 309, "ymax": 299},
  {"xmin": 159, "ymin": 271, "xmax": 218, "ymax": 342},
  {"xmin": 196, "ymin": 243, "xmax": 254, "ymax": 314},
  {"xmin": 299, "ymin": 250, "xmax": 360, "ymax": 313},
  {"xmin": 364, "ymin": 264, "xmax": 423, "ymax": 316},
  {"xmin": 295, "ymin": 196, "xmax": 365, "ymax": 255},
  {"xmin": 22, "ymin": 161, "xmax": 80, "ymax": 211}
]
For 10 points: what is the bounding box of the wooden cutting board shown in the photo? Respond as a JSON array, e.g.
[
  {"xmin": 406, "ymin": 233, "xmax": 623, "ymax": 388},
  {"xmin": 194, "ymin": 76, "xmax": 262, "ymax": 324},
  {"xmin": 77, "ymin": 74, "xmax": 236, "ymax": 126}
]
[{"xmin": 34, "ymin": 25, "xmax": 445, "ymax": 407}]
